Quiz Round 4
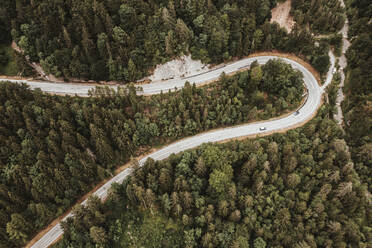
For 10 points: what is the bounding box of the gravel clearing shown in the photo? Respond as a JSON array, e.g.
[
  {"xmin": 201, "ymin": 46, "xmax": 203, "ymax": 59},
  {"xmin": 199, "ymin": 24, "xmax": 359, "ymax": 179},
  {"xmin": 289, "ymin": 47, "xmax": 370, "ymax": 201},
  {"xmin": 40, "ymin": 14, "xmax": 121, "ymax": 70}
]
[
  {"xmin": 270, "ymin": 0, "xmax": 295, "ymax": 33},
  {"xmin": 149, "ymin": 55, "xmax": 209, "ymax": 82}
]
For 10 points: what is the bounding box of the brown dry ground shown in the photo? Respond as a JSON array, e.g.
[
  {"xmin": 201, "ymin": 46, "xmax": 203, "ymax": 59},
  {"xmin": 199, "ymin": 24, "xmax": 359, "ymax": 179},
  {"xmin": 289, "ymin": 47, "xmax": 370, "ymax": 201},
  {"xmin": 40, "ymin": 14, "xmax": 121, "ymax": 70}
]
[
  {"xmin": 25, "ymin": 51, "xmax": 322, "ymax": 247},
  {"xmin": 270, "ymin": 0, "xmax": 295, "ymax": 33}
]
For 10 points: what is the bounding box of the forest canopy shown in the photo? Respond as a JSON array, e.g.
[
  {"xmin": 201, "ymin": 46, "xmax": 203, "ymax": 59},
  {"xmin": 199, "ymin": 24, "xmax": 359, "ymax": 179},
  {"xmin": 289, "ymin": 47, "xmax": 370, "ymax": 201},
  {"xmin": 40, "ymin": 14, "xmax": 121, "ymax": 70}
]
[
  {"xmin": 343, "ymin": 0, "xmax": 372, "ymax": 189},
  {"xmin": 291, "ymin": 0, "xmax": 345, "ymax": 34},
  {"xmin": 0, "ymin": 59, "xmax": 304, "ymax": 247},
  {"xmin": 0, "ymin": 0, "xmax": 331, "ymax": 81},
  {"xmin": 55, "ymin": 109, "xmax": 371, "ymax": 248},
  {"xmin": 0, "ymin": 0, "xmax": 369, "ymax": 247}
]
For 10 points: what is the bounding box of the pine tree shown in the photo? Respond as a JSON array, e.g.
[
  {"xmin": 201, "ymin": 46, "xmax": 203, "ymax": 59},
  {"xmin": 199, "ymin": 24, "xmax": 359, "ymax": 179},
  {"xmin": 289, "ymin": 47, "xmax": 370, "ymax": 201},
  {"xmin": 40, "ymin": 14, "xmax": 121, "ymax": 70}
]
[
  {"xmin": 90, "ymin": 226, "xmax": 107, "ymax": 244},
  {"xmin": 6, "ymin": 213, "xmax": 30, "ymax": 245}
]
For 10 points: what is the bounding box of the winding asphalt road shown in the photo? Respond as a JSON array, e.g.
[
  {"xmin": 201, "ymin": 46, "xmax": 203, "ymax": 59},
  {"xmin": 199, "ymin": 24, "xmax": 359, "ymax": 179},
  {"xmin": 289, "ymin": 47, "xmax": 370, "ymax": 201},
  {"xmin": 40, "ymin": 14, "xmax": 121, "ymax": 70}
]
[
  {"xmin": 2, "ymin": 56, "xmax": 323, "ymax": 96},
  {"xmin": 0, "ymin": 55, "xmax": 332, "ymax": 248}
]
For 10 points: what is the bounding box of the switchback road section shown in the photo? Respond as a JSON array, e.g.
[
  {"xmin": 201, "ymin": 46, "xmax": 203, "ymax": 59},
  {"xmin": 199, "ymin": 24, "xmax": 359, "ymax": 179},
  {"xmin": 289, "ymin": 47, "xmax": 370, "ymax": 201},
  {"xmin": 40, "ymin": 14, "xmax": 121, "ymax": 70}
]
[{"xmin": 0, "ymin": 55, "xmax": 332, "ymax": 248}]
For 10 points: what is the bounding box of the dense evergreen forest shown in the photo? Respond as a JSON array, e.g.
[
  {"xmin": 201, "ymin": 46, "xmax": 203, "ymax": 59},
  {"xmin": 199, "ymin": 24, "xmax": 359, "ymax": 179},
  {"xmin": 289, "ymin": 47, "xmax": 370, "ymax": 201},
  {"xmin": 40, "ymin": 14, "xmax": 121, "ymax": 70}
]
[
  {"xmin": 343, "ymin": 0, "xmax": 372, "ymax": 189},
  {"xmin": 0, "ymin": 60, "xmax": 304, "ymax": 247},
  {"xmin": 0, "ymin": 0, "xmax": 370, "ymax": 247},
  {"xmin": 0, "ymin": 1, "xmax": 34, "ymax": 77},
  {"xmin": 55, "ymin": 109, "xmax": 371, "ymax": 248},
  {"xmin": 52, "ymin": 1, "xmax": 371, "ymax": 247},
  {"xmin": 0, "ymin": 0, "xmax": 332, "ymax": 81},
  {"xmin": 291, "ymin": 0, "xmax": 345, "ymax": 34}
]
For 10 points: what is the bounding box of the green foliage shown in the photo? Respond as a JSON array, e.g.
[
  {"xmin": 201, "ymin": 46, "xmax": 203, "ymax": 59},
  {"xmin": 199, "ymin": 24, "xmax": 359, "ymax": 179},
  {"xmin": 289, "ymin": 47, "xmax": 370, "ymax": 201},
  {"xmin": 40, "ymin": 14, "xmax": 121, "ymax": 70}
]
[
  {"xmin": 329, "ymin": 33, "xmax": 343, "ymax": 56},
  {"xmin": 0, "ymin": 1, "xmax": 15, "ymax": 44},
  {"xmin": 291, "ymin": 0, "xmax": 345, "ymax": 34},
  {"xmin": 250, "ymin": 66, "xmax": 263, "ymax": 83},
  {"xmin": 261, "ymin": 59, "xmax": 304, "ymax": 100},
  {"xmin": 209, "ymin": 169, "xmax": 232, "ymax": 195},
  {"xmin": 0, "ymin": 50, "xmax": 8, "ymax": 66},
  {"xmin": 6, "ymin": 214, "xmax": 30, "ymax": 245},
  {"xmin": 0, "ymin": 0, "xmax": 331, "ymax": 82},
  {"xmin": 313, "ymin": 54, "xmax": 331, "ymax": 75},
  {"xmin": 343, "ymin": 0, "xmax": 372, "ymax": 188},
  {"xmin": 253, "ymin": 237, "xmax": 267, "ymax": 248},
  {"xmin": 117, "ymin": 211, "xmax": 183, "ymax": 248},
  {"xmin": 89, "ymin": 226, "xmax": 107, "ymax": 245},
  {"xmin": 56, "ymin": 111, "xmax": 371, "ymax": 247},
  {"xmin": 0, "ymin": 45, "xmax": 34, "ymax": 77},
  {"xmin": 56, "ymin": 194, "xmax": 183, "ymax": 248},
  {"xmin": 326, "ymin": 71, "xmax": 341, "ymax": 116},
  {"xmin": 0, "ymin": 61, "xmax": 303, "ymax": 246}
]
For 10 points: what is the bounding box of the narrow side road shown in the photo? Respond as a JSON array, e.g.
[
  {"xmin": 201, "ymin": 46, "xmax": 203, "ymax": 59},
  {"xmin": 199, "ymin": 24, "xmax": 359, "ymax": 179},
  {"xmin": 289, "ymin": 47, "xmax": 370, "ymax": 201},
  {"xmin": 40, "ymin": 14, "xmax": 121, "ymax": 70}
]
[
  {"xmin": 314, "ymin": 0, "xmax": 350, "ymax": 125},
  {"xmin": 334, "ymin": 0, "xmax": 351, "ymax": 126}
]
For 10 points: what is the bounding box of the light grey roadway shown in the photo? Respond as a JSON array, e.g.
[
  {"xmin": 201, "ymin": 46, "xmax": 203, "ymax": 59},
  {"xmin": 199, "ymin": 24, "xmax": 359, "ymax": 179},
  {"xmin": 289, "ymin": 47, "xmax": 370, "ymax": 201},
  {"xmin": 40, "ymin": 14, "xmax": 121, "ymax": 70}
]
[
  {"xmin": 3, "ymin": 56, "xmax": 322, "ymax": 96},
  {"xmin": 6, "ymin": 55, "xmax": 330, "ymax": 248}
]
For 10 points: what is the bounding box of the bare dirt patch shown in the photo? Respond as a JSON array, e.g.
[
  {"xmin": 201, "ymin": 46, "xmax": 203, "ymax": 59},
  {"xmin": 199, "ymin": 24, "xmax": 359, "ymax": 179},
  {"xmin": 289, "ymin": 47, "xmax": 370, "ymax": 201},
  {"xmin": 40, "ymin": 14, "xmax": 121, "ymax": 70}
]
[
  {"xmin": 149, "ymin": 55, "xmax": 209, "ymax": 81},
  {"xmin": 271, "ymin": 0, "xmax": 295, "ymax": 33}
]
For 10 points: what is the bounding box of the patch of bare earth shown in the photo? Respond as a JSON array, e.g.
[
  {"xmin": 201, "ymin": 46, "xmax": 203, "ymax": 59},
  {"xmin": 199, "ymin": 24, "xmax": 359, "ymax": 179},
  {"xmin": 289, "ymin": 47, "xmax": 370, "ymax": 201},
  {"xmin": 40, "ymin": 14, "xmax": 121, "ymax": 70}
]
[
  {"xmin": 149, "ymin": 55, "xmax": 209, "ymax": 82},
  {"xmin": 270, "ymin": 0, "xmax": 295, "ymax": 33}
]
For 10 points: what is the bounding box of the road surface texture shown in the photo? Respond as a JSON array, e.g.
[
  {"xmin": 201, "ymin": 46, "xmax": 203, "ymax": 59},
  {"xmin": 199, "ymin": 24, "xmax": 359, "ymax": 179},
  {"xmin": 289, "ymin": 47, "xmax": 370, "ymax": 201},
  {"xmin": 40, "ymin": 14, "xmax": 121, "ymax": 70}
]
[
  {"xmin": 0, "ymin": 55, "xmax": 333, "ymax": 248},
  {"xmin": 2, "ymin": 56, "xmax": 323, "ymax": 96}
]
